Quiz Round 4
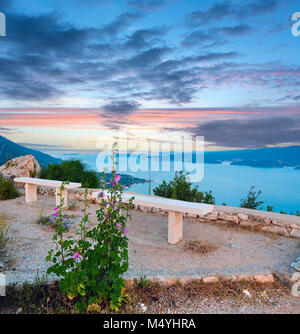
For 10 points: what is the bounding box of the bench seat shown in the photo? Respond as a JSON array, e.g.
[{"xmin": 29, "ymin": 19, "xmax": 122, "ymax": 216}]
[
  {"xmin": 92, "ymin": 190, "xmax": 214, "ymax": 244},
  {"xmin": 14, "ymin": 177, "xmax": 81, "ymax": 208}
]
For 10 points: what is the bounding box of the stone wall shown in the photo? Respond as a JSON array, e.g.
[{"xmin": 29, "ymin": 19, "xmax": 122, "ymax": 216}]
[{"xmin": 36, "ymin": 186, "xmax": 300, "ymax": 240}]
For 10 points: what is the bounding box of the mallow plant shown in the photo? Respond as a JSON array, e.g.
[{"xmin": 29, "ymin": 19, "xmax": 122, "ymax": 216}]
[{"xmin": 46, "ymin": 148, "xmax": 134, "ymax": 312}]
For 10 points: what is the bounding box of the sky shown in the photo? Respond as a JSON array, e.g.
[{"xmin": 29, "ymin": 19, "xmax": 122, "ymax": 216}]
[{"xmin": 0, "ymin": 0, "xmax": 300, "ymax": 151}]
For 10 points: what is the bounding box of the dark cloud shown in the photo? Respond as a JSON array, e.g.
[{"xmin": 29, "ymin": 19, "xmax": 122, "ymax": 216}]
[
  {"xmin": 123, "ymin": 27, "xmax": 167, "ymax": 50},
  {"xmin": 189, "ymin": 116, "xmax": 300, "ymax": 148},
  {"xmin": 101, "ymin": 12, "xmax": 143, "ymax": 36},
  {"xmin": 186, "ymin": 2, "xmax": 231, "ymax": 27},
  {"xmin": 185, "ymin": 1, "xmax": 280, "ymax": 27},
  {"xmin": 0, "ymin": 127, "xmax": 17, "ymax": 133},
  {"xmin": 102, "ymin": 100, "xmax": 141, "ymax": 115},
  {"xmin": 215, "ymin": 24, "xmax": 252, "ymax": 36},
  {"xmin": 245, "ymin": 0, "xmax": 278, "ymax": 15},
  {"xmin": 293, "ymin": 95, "xmax": 300, "ymax": 101},
  {"xmin": 185, "ymin": 51, "xmax": 239, "ymax": 63},
  {"xmin": 182, "ymin": 30, "xmax": 215, "ymax": 47},
  {"xmin": 0, "ymin": 2, "xmax": 297, "ymax": 107},
  {"xmin": 126, "ymin": 0, "xmax": 166, "ymax": 11}
]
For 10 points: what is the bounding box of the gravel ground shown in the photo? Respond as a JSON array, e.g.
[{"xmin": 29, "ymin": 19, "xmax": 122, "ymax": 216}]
[{"xmin": 0, "ymin": 194, "xmax": 299, "ymax": 285}]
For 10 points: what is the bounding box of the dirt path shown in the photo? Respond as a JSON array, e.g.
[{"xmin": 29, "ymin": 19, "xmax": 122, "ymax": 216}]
[{"xmin": 0, "ymin": 195, "xmax": 299, "ymax": 285}]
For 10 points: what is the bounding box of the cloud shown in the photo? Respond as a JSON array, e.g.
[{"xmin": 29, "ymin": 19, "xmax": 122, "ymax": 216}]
[
  {"xmin": 102, "ymin": 100, "xmax": 141, "ymax": 115},
  {"xmin": 189, "ymin": 116, "xmax": 300, "ymax": 148},
  {"xmin": 293, "ymin": 95, "xmax": 300, "ymax": 101},
  {"xmin": 101, "ymin": 12, "xmax": 143, "ymax": 36},
  {"xmin": 126, "ymin": 0, "xmax": 166, "ymax": 11},
  {"xmin": 182, "ymin": 30, "xmax": 216, "ymax": 47},
  {"xmin": 122, "ymin": 27, "xmax": 167, "ymax": 50},
  {"xmin": 215, "ymin": 24, "xmax": 252, "ymax": 36},
  {"xmin": 185, "ymin": 0, "xmax": 280, "ymax": 27}
]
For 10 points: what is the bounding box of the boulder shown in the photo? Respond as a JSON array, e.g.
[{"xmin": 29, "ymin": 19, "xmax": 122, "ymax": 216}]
[{"xmin": 0, "ymin": 155, "xmax": 41, "ymax": 180}]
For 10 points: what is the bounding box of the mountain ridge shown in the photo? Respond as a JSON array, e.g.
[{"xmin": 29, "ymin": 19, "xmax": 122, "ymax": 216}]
[{"xmin": 0, "ymin": 135, "xmax": 61, "ymax": 168}]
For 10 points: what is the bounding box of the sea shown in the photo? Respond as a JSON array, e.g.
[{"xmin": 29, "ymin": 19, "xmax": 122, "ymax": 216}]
[{"xmin": 45, "ymin": 150, "xmax": 300, "ymax": 214}]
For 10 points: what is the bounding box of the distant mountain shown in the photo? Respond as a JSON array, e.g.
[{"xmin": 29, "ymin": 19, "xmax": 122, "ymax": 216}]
[
  {"xmin": 204, "ymin": 146, "xmax": 300, "ymax": 169},
  {"xmin": 0, "ymin": 135, "xmax": 61, "ymax": 168}
]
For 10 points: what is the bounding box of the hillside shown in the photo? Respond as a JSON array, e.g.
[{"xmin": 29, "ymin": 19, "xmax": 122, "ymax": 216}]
[
  {"xmin": 0, "ymin": 136, "xmax": 61, "ymax": 168},
  {"xmin": 204, "ymin": 146, "xmax": 300, "ymax": 169}
]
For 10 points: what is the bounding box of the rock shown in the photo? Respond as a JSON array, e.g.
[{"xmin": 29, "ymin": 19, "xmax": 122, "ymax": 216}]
[
  {"xmin": 237, "ymin": 274, "xmax": 253, "ymax": 281},
  {"xmin": 253, "ymin": 274, "xmax": 274, "ymax": 284},
  {"xmin": 16, "ymin": 307, "xmax": 23, "ymax": 314},
  {"xmin": 218, "ymin": 212, "xmax": 239, "ymax": 224},
  {"xmin": 272, "ymin": 220, "xmax": 288, "ymax": 228},
  {"xmin": 0, "ymin": 155, "xmax": 41, "ymax": 179},
  {"xmin": 264, "ymin": 218, "xmax": 272, "ymax": 225},
  {"xmin": 139, "ymin": 205, "xmax": 151, "ymax": 213},
  {"xmin": 238, "ymin": 213, "xmax": 248, "ymax": 221},
  {"xmin": 243, "ymin": 289, "xmax": 252, "ymax": 298},
  {"xmin": 261, "ymin": 225, "xmax": 289, "ymax": 237},
  {"xmin": 139, "ymin": 303, "xmax": 147, "ymax": 313},
  {"xmin": 152, "ymin": 207, "xmax": 160, "ymax": 213},
  {"xmin": 202, "ymin": 276, "xmax": 219, "ymax": 283},
  {"xmin": 239, "ymin": 220, "xmax": 259, "ymax": 228},
  {"xmin": 290, "ymin": 223, "xmax": 300, "ymax": 230},
  {"xmin": 290, "ymin": 229, "xmax": 300, "ymax": 239},
  {"xmin": 205, "ymin": 212, "xmax": 219, "ymax": 221},
  {"xmin": 188, "ymin": 213, "xmax": 198, "ymax": 218}
]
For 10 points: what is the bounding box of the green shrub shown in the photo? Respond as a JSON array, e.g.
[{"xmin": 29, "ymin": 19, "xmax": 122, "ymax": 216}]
[
  {"xmin": 240, "ymin": 186, "xmax": 263, "ymax": 210},
  {"xmin": 0, "ymin": 175, "xmax": 19, "ymax": 200},
  {"xmin": 46, "ymin": 145, "xmax": 134, "ymax": 312},
  {"xmin": 153, "ymin": 171, "xmax": 215, "ymax": 204},
  {"xmin": 0, "ymin": 216, "xmax": 9, "ymax": 255},
  {"xmin": 41, "ymin": 160, "xmax": 99, "ymax": 188}
]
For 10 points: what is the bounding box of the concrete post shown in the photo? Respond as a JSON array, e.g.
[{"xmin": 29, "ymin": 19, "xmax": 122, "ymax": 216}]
[
  {"xmin": 168, "ymin": 211, "xmax": 183, "ymax": 244},
  {"xmin": 25, "ymin": 183, "xmax": 37, "ymax": 203}
]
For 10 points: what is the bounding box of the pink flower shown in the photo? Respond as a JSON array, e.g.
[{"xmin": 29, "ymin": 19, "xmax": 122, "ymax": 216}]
[
  {"xmin": 114, "ymin": 175, "xmax": 121, "ymax": 183},
  {"xmin": 123, "ymin": 227, "xmax": 128, "ymax": 237},
  {"xmin": 116, "ymin": 222, "xmax": 122, "ymax": 230},
  {"xmin": 72, "ymin": 251, "xmax": 81, "ymax": 259},
  {"xmin": 54, "ymin": 212, "xmax": 58, "ymax": 217}
]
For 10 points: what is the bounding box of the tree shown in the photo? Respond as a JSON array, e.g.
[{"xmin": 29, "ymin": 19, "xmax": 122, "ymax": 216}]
[
  {"xmin": 240, "ymin": 186, "xmax": 263, "ymax": 210},
  {"xmin": 153, "ymin": 171, "xmax": 215, "ymax": 204},
  {"xmin": 42, "ymin": 160, "xmax": 99, "ymax": 188}
]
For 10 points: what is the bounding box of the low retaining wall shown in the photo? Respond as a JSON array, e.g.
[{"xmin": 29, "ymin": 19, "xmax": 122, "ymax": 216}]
[{"xmin": 36, "ymin": 186, "xmax": 300, "ymax": 240}]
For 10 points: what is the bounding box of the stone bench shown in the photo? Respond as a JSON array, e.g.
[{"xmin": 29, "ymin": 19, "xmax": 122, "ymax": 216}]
[
  {"xmin": 92, "ymin": 191, "xmax": 214, "ymax": 244},
  {"xmin": 14, "ymin": 177, "xmax": 81, "ymax": 208}
]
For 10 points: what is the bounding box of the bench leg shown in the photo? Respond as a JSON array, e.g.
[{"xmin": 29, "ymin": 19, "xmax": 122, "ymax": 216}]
[
  {"xmin": 56, "ymin": 187, "xmax": 68, "ymax": 208},
  {"xmin": 168, "ymin": 211, "xmax": 183, "ymax": 244},
  {"xmin": 25, "ymin": 184, "xmax": 37, "ymax": 203}
]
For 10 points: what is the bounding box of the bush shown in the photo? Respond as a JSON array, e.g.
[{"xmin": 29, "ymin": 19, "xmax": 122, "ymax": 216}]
[
  {"xmin": 0, "ymin": 175, "xmax": 19, "ymax": 200},
  {"xmin": 46, "ymin": 145, "xmax": 134, "ymax": 312},
  {"xmin": 153, "ymin": 171, "xmax": 215, "ymax": 204},
  {"xmin": 240, "ymin": 186, "xmax": 263, "ymax": 210},
  {"xmin": 0, "ymin": 216, "xmax": 9, "ymax": 255},
  {"xmin": 42, "ymin": 160, "xmax": 99, "ymax": 188}
]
